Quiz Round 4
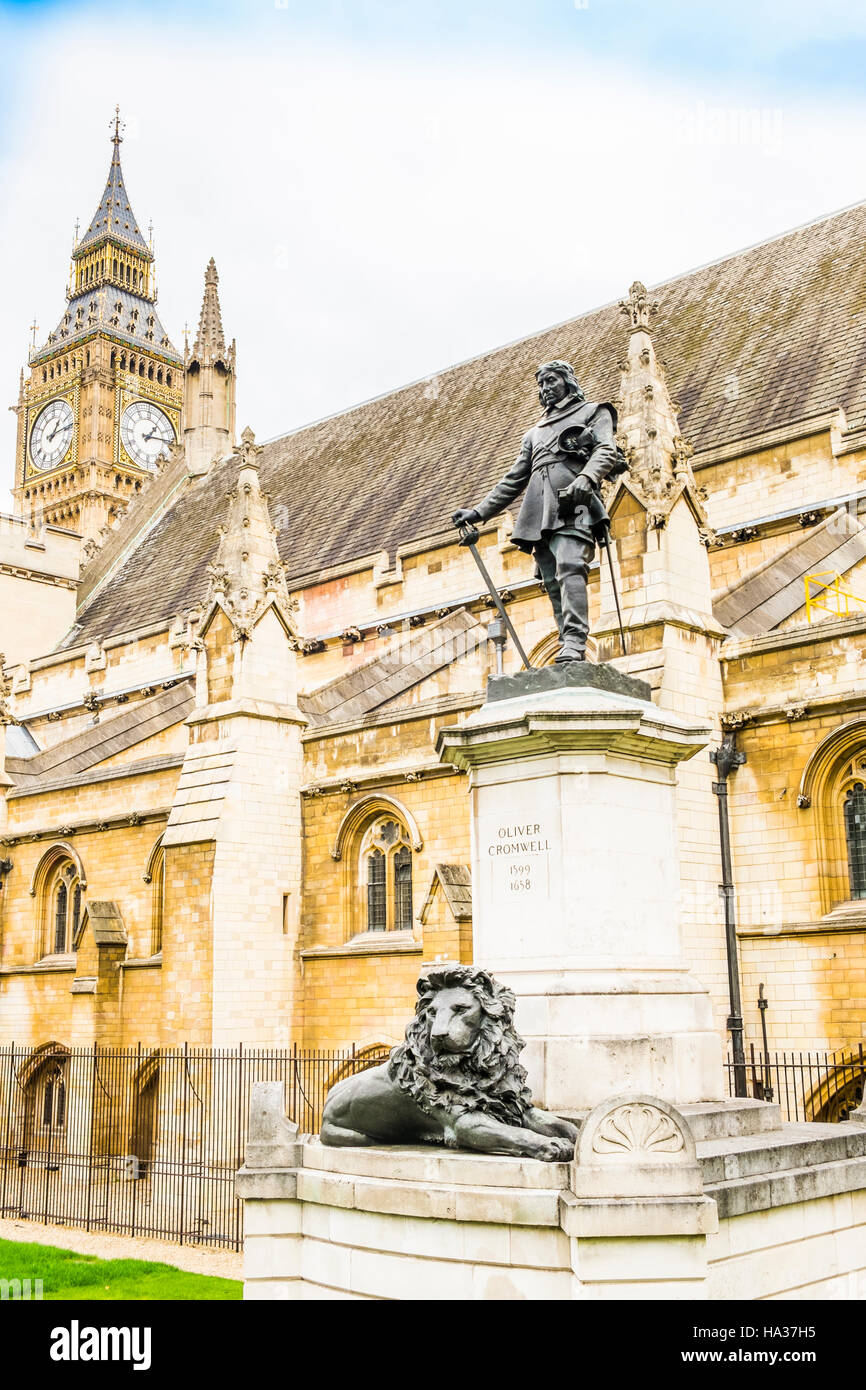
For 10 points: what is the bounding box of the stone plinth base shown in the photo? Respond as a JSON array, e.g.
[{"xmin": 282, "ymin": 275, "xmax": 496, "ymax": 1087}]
[
  {"xmin": 516, "ymin": 969, "xmax": 722, "ymax": 1113},
  {"xmin": 236, "ymin": 1090, "xmax": 866, "ymax": 1300},
  {"xmin": 437, "ymin": 668, "xmax": 724, "ymax": 1112}
]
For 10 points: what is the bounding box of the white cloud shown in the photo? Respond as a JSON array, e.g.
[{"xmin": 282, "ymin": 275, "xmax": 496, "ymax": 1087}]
[{"xmin": 1, "ymin": 18, "xmax": 864, "ymax": 502}]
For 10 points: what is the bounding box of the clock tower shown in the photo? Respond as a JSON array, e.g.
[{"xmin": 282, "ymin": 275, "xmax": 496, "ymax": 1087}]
[{"xmin": 13, "ymin": 111, "xmax": 183, "ymax": 541}]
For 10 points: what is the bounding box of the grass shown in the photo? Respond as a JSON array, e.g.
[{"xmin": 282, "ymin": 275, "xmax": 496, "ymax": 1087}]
[{"xmin": 0, "ymin": 1237, "xmax": 242, "ymax": 1300}]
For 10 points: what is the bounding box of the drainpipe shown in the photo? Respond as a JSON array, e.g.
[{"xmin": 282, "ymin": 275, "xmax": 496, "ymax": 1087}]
[{"xmin": 710, "ymin": 732, "xmax": 748, "ymax": 1097}]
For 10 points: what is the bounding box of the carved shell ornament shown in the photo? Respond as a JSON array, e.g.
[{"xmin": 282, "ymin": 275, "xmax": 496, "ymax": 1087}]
[{"xmin": 591, "ymin": 1102, "xmax": 685, "ymax": 1156}]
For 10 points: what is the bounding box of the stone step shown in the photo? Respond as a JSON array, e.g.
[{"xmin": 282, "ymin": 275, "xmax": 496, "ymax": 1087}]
[
  {"xmin": 678, "ymin": 1099, "xmax": 782, "ymax": 1142},
  {"xmin": 564, "ymin": 1099, "xmax": 782, "ymax": 1143},
  {"xmin": 704, "ymin": 1147, "xmax": 866, "ymax": 1220},
  {"xmin": 697, "ymin": 1120, "xmax": 866, "ymax": 1186}
]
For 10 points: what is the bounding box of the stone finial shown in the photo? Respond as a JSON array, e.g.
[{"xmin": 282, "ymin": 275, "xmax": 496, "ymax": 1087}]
[
  {"xmin": 205, "ymin": 429, "xmax": 293, "ymax": 633},
  {"xmin": 619, "ymin": 280, "xmax": 659, "ymax": 331},
  {"xmin": 206, "ymin": 561, "xmax": 229, "ymax": 599},
  {"xmin": 612, "ymin": 293, "xmax": 709, "ymax": 531},
  {"xmin": 238, "ymin": 426, "xmax": 261, "ymax": 470},
  {"xmin": 672, "ymin": 435, "xmax": 694, "ymax": 476}
]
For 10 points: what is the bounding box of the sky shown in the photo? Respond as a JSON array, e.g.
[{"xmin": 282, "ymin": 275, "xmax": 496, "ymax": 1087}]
[{"xmin": 1, "ymin": 0, "xmax": 865, "ymax": 502}]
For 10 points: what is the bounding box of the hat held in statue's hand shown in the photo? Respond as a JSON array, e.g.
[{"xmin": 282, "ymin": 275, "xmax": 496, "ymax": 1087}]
[{"xmin": 557, "ymin": 424, "xmax": 595, "ymax": 458}]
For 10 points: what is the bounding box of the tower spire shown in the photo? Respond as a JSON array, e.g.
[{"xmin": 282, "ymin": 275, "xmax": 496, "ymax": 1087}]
[
  {"xmin": 182, "ymin": 258, "xmax": 237, "ymax": 476},
  {"xmin": 28, "ymin": 108, "xmax": 181, "ymax": 366},
  {"xmin": 192, "ymin": 257, "xmax": 227, "ymax": 363},
  {"xmin": 75, "ymin": 108, "xmax": 149, "ymax": 259},
  {"xmin": 16, "ymin": 115, "xmax": 183, "ymax": 545}
]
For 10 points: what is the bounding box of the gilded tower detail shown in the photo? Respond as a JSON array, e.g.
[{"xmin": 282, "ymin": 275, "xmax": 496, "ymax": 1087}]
[{"xmin": 13, "ymin": 110, "xmax": 183, "ymax": 541}]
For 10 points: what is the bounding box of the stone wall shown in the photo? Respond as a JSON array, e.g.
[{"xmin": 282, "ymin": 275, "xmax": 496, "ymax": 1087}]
[
  {"xmin": 708, "ymin": 1190, "xmax": 866, "ymax": 1298},
  {"xmin": 159, "ymin": 842, "xmax": 215, "ymax": 1045},
  {"xmin": 0, "ymin": 514, "xmax": 79, "ymax": 670},
  {"xmin": 237, "ymin": 1097, "xmax": 866, "ymax": 1301}
]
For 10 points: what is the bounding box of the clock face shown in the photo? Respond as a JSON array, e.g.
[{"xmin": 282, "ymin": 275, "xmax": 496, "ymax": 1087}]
[
  {"xmin": 121, "ymin": 401, "xmax": 176, "ymax": 470},
  {"xmin": 30, "ymin": 399, "xmax": 74, "ymax": 472}
]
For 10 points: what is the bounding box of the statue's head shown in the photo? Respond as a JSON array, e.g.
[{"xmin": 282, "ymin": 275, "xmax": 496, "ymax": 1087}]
[{"xmin": 536, "ymin": 360, "xmax": 585, "ymax": 411}]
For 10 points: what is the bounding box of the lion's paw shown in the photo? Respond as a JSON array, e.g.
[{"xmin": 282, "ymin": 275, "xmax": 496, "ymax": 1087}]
[{"xmin": 538, "ymin": 1137, "xmax": 575, "ymax": 1162}]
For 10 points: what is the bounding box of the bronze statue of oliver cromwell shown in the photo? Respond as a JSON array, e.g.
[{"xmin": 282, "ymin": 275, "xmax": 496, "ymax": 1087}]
[{"xmin": 453, "ymin": 360, "xmax": 620, "ymax": 664}]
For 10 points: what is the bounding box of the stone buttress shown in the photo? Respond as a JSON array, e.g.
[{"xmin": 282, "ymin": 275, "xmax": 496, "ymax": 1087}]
[{"xmin": 161, "ymin": 428, "xmax": 305, "ymax": 1044}]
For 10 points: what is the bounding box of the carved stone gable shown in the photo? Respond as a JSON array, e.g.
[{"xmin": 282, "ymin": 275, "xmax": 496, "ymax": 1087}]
[
  {"xmin": 591, "ymin": 1101, "xmax": 686, "ymax": 1156},
  {"xmin": 573, "ymin": 1093, "xmax": 703, "ymax": 1199}
]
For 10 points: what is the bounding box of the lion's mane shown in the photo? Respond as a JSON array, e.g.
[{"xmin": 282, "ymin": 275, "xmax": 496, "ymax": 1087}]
[{"xmin": 388, "ymin": 965, "xmax": 534, "ymax": 1126}]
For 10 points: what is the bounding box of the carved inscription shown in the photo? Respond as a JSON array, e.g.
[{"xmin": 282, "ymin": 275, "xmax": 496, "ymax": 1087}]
[{"xmin": 486, "ymin": 821, "xmax": 551, "ymax": 901}]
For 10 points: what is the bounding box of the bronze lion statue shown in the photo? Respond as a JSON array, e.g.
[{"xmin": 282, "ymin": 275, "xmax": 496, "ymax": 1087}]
[{"xmin": 320, "ymin": 965, "xmax": 577, "ymax": 1161}]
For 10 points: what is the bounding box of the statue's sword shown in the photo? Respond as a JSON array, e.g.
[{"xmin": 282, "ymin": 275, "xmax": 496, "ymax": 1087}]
[
  {"xmin": 579, "ymin": 489, "xmax": 628, "ymax": 659},
  {"xmin": 455, "ymin": 521, "xmax": 534, "ymax": 670},
  {"xmin": 599, "ymin": 524, "xmax": 629, "ymax": 658}
]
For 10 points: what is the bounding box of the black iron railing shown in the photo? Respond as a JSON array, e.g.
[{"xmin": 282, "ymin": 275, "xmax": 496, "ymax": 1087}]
[
  {"xmin": 5, "ymin": 1038, "xmax": 862, "ymax": 1252},
  {"xmin": 0, "ymin": 1041, "xmax": 389, "ymax": 1252},
  {"xmin": 725, "ymin": 1043, "xmax": 865, "ymax": 1123}
]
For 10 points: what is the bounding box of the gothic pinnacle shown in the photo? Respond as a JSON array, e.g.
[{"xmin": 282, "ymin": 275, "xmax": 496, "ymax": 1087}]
[{"xmin": 190, "ymin": 257, "xmax": 227, "ymax": 364}]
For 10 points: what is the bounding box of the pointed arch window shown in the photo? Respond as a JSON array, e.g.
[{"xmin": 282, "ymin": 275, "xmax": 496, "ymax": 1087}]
[
  {"xmin": 50, "ymin": 861, "xmax": 82, "ymax": 955},
  {"xmin": 359, "ymin": 817, "xmax": 413, "ymax": 933},
  {"xmin": 150, "ymin": 845, "xmax": 165, "ymax": 956},
  {"xmin": 32, "ymin": 847, "xmax": 86, "ymax": 960},
  {"xmin": 367, "ymin": 849, "xmax": 386, "ymax": 931},
  {"xmin": 844, "ymin": 781, "xmax": 866, "ymax": 899},
  {"xmin": 17, "ymin": 1045, "xmax": 71, "ymax": 1159},
  {"xmin": 394, "ymin": 845, "xmax": 412, "ymax": 930},
  {"xmin": 41, "ymin": 1062, "xmax": 67, "ymax": 1130}
]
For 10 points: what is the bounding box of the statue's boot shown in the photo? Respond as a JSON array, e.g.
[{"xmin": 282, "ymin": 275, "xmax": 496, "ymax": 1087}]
[
  {"xmin": 537, "ymin": 535, "xmax": 591, "ymax": 663},
  {"xmin": 535, "ymin": 550, "xmax": 564, "ymax": 631}
]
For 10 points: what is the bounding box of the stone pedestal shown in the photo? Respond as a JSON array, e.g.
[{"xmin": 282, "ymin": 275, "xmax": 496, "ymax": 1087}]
[
  {"xmin": 237, "ymin": 1085, "xmax": 866, "ymax": 1300},
  {"xmin": 437, "ymin": 664, "xmax": 724, "ymax": 1112}
]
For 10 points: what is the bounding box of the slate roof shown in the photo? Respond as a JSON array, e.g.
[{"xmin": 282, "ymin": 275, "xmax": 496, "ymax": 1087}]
[
  {"xmin": 299, "ymin": 610, "xmax": 481, "ymax": 727},
  {"xmin": 61, "ymin": 202, "xmax": 866, "ymax": 652},
  {"xmin": 32, "ymin": 286, "xmax": 181, "ymax": 367},
  {"xmin": 6, "ymin": 682, "xmax": 193, "ymax": 795},
  {"xmin": 713, "ymin": 511, "xmax": 866, "ymax": 637},
  {"xmin": 6, "ymin": 725, "xmax": 40, "ymax": 758},
  {"xmin": 419, "ymin": 865, "xmax": 473, "ymax": 924},
  {"xmin": 76, "ymin": 137, "xmax": 151, "ymax": 256}
]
